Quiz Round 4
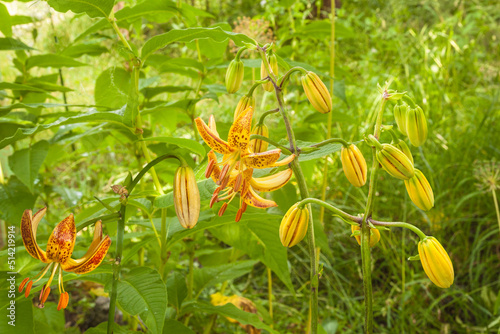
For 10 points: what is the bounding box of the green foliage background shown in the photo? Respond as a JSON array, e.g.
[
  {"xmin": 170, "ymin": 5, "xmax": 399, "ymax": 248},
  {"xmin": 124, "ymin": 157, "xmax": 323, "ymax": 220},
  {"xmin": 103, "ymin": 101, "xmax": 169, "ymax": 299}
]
[{"xmin": 0, "ymin": 0, "xmax": 499, "ymax": 333}]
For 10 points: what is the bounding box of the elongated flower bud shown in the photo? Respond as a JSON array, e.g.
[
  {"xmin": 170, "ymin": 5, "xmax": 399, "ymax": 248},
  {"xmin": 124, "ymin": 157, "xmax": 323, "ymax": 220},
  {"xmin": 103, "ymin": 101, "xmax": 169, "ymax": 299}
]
[
  {"xmin": 279, "ymin": 203, "xmax": 309, "ymax": 248},
  {"xmin": 261, "ymin": 53, "xmax": 278, "ymax": 92},
  {"xmin": 394, "ymin": 103, "xmax": 408, "ymax": 136},
  {"xmin": 376, "ymin": 144, "xmax": 415, "ymax": 180},
  {"xmin": 174, "ymin": 166, "xmax": 200, "ymax": 229},
  {"xmin": 405, "ymin": 169, "xmax": 434, "ymax": 211},
  {"xmin": 418, "ymin": 236, "xmax": 454, "ymax": 288},
  {"xmin": 225, "ymin": 59, "xmax": 244, "ymax": 94},
  {"xmin": 351, "ymin": 225, "xmax": 380, "ymax": 247},
  {"xmin": 249, "ymin": 123, "xmax": 269, "ymax": 153},
  {"xmin": 406, "ymin": 106, "xmax": 427, "ymax": 147},
  {"xmin": 234, "ymin": 94, "xmax": 255, "ymax": 120},
  {"xmin": 394, "ymin": 139, "xmax": 414, "ymax": 165},
  {"xmin": 301, "ymin": 71, "xmax": 332, "ymax": 114},
  {"xmin": 341, "ymin": 144, "xmax": 367, "ymax": 187}
]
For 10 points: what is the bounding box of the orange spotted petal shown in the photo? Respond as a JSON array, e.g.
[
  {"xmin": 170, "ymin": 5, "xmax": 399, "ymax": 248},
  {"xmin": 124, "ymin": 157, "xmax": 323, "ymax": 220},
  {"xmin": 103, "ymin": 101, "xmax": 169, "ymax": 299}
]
[
  {"xmin": 228, "ymin": 106, "xmax": 253, "ymax": 151},
  {"xmin": 62, "ymin": 221, "xmax": 111, "ymax": 274},
  {"xmin": 195, "ymin": 117, "xmax": 234, "ymax": 155},
  {"xmin": 46, "ymin": 214, "xmax": 76, "ymax": 264},
  {"xmin": 21, "ymin": 208, "xmax": 49, "ymax": 263},
  {"xmin": 242, "ymin": 149, "xmax": 282, "ymax": 169},
  {"xmin": 272, "ymin": 154, "xmax": 296, "ymax": 167},
  {"xmin": 244, "ymin": 187, "xmax": 278, "ymax": 208}
]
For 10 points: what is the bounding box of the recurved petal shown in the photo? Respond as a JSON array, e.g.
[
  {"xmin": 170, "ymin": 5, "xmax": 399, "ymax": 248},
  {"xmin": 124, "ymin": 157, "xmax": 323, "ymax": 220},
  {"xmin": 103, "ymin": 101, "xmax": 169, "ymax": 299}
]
[
  {"xmin": 62, "ymin": 222, "xmax": 111, "ymax": 274},
  {"xmin": 228, "ymin": 106, "xmax": 253, "ymax": 151},
  {"xmin": 244, "ymin": 187, "xmax": 278, "ymax": 208},
  {"xmin": 250, "ymin": 169, "xmax": 293, "ymax": 192},
  {"xmin": 46, "ymin": 214, "xmax": 76, "ymax": 264},
  {"xmin": 208, "ymin": 115, "xmax": 220, "ymax": 137},
  {"xmin": 21, "ymin": 208, "xmax": 48, "ymax": 263},
  {"xmin": 243, "ymin": 149, "xmax": 282, "ymax": 169},
  {"xmin": 196, "ymin": 117, "xmax": 234, "ymax": 155}
]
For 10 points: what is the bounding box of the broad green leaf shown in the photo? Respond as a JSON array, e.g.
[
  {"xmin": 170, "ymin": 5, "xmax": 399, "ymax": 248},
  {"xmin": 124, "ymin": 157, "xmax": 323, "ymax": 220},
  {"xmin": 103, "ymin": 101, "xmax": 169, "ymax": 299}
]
[
  {"xmin": 60, "ymin": 43, "xmax": 108, "ymax": 58},
  {"xmin": 210, "ymin": 213, "xmax": 295, "ymax": 293},
  {"xmin": 84, "ymin": 322, "xmax": 135, "ymax": 334},
  {"xmin": 0, "ymin": 82, "xmax": 46, "ymax": 93},
  {"xmin": 162, "ymin": 320, "xmax": 195, "ymax": 334},
  {"xmin": 0, "ymin": 298, "xmax": 33, "ymax": 334},
  {"xmin": 11, "ymin": 15, "xmax": 34, "ymax": 26},
  {"xmin": 193, "ymin": 260, "xmax": 257, "ymax": 296},
  {"xmin": 75, "ymin": 0, "xmax": 180, "ymax": 42},
  {"xmin": 181, "ymin": 301, "xmax": 278, "ymax": 334},
  {"xmin": 0, "ymin": 176, "xmax": 37, "ymax": 224},
  {"xmin": 94, "ymin": 67, "xmax": 131, "ymax": 109},
  {"xmin": 0, "ymin": 37, "xmax": 33, "ymax": 51},
  {"xmin": 8, "ymin": 140, "xmax": 49, "ymax": 192},
  {"xmin": 115, "ymin": 267, "xmax": 167, "ymax": 334},
  {"xmin": 47, "ymin": 0, "xmax": 115, "ymax": 18},
  {"xmin": 141, "ymin": 85, "xmax": 192, "ymax": 99},
  {"xmin": 186, "ymin": 23, "xmax": 231, "ymax": 59},
  {"xmin": 294, "ymin": 20, "xmax": 355, "ymax": 39},
  {"xmin": 304, "ymin": 110, "xmax": 354, "ymax": 124},
  {"xmin": 26, "ymin": 54, "xmax": 86, "ymax": 69},
  {"xmin": 0, "ymin": 3, "xmax": 12, "ymax": 37},
  {"xmin": 166, "ymin": 271, "xmax": 188, "ymax": 311},
  {"xmin": 33, "ymin": 303, "xmax": 65, "ymax": 334},
  {"xmin": 295, "ymin": 139, "xmax": 343, "ymax": 162},
  {"xmin": 0, "ymin": 103, "xmax": 91, "ymax": 116},
  {"xmin": 141, "ymin": 137, "xmax": 205, "ymax": 157},
  {"xmin": 141, "ymin": 27, "xmax": 256, "ymax": 62},
  {"xmin": 0, "ymin": 108, "xmax": 130, "ymax": 149}
]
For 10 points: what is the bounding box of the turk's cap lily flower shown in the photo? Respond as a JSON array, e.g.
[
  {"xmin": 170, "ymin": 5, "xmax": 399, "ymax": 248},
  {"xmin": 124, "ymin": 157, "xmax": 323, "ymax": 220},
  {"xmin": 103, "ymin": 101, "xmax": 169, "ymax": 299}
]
[
  {"xmin": 196, "ymin": 107, "xmax": 295, "ymax": 221},
  {"xmin": 19, "ymin": 208, "xmax": 111, "ymax": 310}
]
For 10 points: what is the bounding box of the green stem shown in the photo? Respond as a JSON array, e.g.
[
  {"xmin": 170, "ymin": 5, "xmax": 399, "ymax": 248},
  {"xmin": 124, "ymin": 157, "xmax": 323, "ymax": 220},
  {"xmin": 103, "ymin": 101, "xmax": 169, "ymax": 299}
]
[
  {"xmin": 257, "ymin": 108, "xmax": 279, "ymax": 124},
  {"xmin": 368, "ymin": 219, "xmax": 426, "ymax": 240},
  {"xmin": 249, "ymin": 134, "xmax": 292, "ymax": 155},
  {"xmin": 260, "ymin": 48, "xmax": 318, "ymax": 334},
  {"xmin": 360, "ymin": 93, "xmax": 388, "ymax": 334},
  {"xmin": 107, "ymin": 205, "xmax": 126, "ymax": 334},
  {"xmin": 297, "ymin": 197, "xmax": 360, "ymax": 224},
  {"xmin": 311, "ymin": 138, "xmax": 349, "ymax": 148},
  {"xmin": 491, "ymin": 189, "xmax": 500, "ymax": 235},
  {"xmin": 268, "ymin": 267, "xmax": 273, "ymax": 328}
]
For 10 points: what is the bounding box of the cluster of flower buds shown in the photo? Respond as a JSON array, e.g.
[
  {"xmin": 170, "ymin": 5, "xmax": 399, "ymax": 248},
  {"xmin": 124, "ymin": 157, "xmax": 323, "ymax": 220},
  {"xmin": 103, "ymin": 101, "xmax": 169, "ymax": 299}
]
[
  {"xmin": 279, "ymin": 203, "xmax": 309, "ymax": 247},
  {"xmin": 393, "ymin": 102, "xmax": 428, "ymax": 147},
  {"xmin": 351, "ymin": 224, "xmax": 381, "ymax": 247},
  {"xmin": 173, "ymin": 165, "xmax": 201, "ymax": 229},
  {"xmin": 301, "ymin": 71, "xmax": 332, "ymax": 114},
  {"xmin": 261, "ymin": 52, "xmax": 278, "ymax": 92},
  {"xmin": 234, "ymin": 94, "xmax": 255, "ymax": 120},
  {"xmin": 341, "ymin": 144, "xmax": 367, "ymax": 187},
  {"xmin": 418, "ymin": 237, "xmax": 454, "ymax": 288}
]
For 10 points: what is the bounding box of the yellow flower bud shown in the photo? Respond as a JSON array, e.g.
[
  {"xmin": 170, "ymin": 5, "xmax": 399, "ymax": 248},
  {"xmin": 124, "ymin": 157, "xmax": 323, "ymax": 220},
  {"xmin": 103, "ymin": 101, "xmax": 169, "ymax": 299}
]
[
  {"xmin": 393, "ymin": 103, "xmax": 408, "ymax": 136},
  {"xmin": 394, "ymin": 139, "xmax": 414, "ymax": 165},
  {"xmin": 260, "ymin": 53, "xmax": 278, "ymax": 92},
  {"xmin": 279, "ymin": 203, "xmax": 309, "ymax": 248},
  {"xmin": 418, "ymin": 236, "xmax": 454, "ymax": 288},
  {"xmin": 405, "ymin": 169, "xmax": 434, "ymax": 211},
  {"xmin": 174, "ymin": 166, "xmax": 200, "ymax": 229},
  {"xmin": 225, "ymin": 59, "xmax": 244, "ymax": 94},
  {"xmin": 406, "ymin": 106, "xmax": 428, "ymax": 147},
  {"xmin": 341, "ymin": 144, "xmax": 367, "ymax": 187},
  {"xmin": 376, "ymin": 143, "xmax": 415, "ymax": 180},
  {"xmin": 249, "ymin": 123, "xmax": 269, "ymax": 153},
  {"xmin": 234, "ymin": 94, "xmax": 255, "ymax": 120},
  {"xmin": 351, "ymin": 225, "xmax": 381, "ymax": 247},
  {"xmin": 301, "ymin": 71, "xmax": 332, "ymax": 114}
]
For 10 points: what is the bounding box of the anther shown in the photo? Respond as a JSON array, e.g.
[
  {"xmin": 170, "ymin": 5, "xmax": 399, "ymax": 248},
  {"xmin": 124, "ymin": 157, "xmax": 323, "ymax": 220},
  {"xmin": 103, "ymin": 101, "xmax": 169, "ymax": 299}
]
[
  {"xmin": 205, "ymin": 159, "xmax": 216, "ymax": 178},
  {"xmin": 40, "ymin": 286, "xmax": 51, "ymax": 306},
  {"xmin": 19, "ymin": 278, "xmax": 30, "ymax": 292},
  {"xmin": 25, "ymin": 281, "xmax": 33, "ymax": 298},
  {"xmin": 210, "ymin": 193, "xmax": 219, "ymax": 208},
  {"xmin": 235, "ymin": 208, "xmax": 243, "ymax": 222},
  {"xmin": 234, "ymin": 174, "xmax": 243, "ymax": 192},
  {"xmin": 218, "ymin": 203, "xmax": 228, "ymax": 216}
]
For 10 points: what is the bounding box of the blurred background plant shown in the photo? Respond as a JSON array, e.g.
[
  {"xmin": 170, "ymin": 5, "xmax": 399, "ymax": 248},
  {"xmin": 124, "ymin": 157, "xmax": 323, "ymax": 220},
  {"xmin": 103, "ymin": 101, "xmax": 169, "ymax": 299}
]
[{"xmin": 0, "ymin": 0, "xmax": 499, "ymax": 333}]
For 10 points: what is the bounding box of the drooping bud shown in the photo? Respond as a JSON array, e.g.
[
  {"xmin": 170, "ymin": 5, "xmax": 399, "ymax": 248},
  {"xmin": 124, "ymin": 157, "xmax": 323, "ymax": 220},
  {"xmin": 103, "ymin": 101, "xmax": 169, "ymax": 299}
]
[
  {"xmin": 260, "ymin": 53, "xmax": 278, "ymax": 92},
  {"xmin": 249, "ymin": 123, "xmax": 269, "ymax": 153},
  {"xmin": 376, "ymin": 143, "xmax": 415, "ymax": 180},
  {"xmin": 418, "ymin": 236, "xmax": 454, "ymax": 288},
  {"xmin": 225, "ymin": 59, "xmax": 244, "ymax": 94},
  {"xmin": 406, "ymin": 106, "xmax": 428, "ymax": 147},
  {"xmin": 234, "ymin": 94, "xmax": 255, "ymax": 120},
  {"xmin": 351, "ymin": 225, "xmax": 381, "ymax": 247},
  {"xmin": 279, "ymin": 203, "xmax": 309, "ymax": 248},
  {"xmin": 394, "ymin": 139, "xmax": 414, "ymax": 165},
  {"xmin": 301, "ymin": 71, "xmax": 332, "ymax": 114},
  {"xmin": 174, "ymin": 165, "xmax": 200, "ymax": 229},
  {"xmin": 404, "ymin": 169, "xmax": 434, "ymax": 211},
  {"xmin": 341, "ymin": 144, "xmax": 367, "ymax": 187},
  {"xmin": 393, "ymin": 103, "xmax": 408, "ymax": 136}
]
